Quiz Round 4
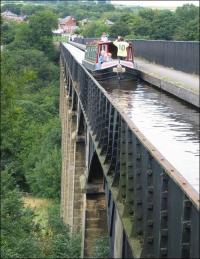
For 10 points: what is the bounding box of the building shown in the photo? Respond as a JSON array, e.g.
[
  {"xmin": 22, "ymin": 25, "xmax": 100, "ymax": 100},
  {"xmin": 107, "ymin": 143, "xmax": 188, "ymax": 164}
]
[
  {"xmin": 58, "ymin": 16, "xmax": 78, "ymax": 34},
  {"xmin": 1, "ymin": 11, "xmax": 26, "ymax": 22},
  {"xmin": 80, "ymin": 18, "xmax": 91, "ymax": 26}
]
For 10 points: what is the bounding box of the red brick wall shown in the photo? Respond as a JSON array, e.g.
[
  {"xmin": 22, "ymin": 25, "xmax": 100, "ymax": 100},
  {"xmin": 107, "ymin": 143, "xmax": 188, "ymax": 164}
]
[
  {"xmin": 65, "ymin": 19, "xmax": 76, "ymax": 27},
  {"xmin": 59, "ymin": 17, "xmax": 77, "ymax": 33}
]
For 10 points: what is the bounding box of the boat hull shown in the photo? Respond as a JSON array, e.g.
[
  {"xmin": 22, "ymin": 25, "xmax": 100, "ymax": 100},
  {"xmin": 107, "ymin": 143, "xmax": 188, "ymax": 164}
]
[
  {"xmin": 82, "ymin": 59, "xmax": 96, "ymax": 71},
  {"xmin": 93, "ymin": 66, "xmax": 138, "ymax": 82},
  {"xmin": 82, "ymin": 59, "xmax": 138, "ymax": 82}
]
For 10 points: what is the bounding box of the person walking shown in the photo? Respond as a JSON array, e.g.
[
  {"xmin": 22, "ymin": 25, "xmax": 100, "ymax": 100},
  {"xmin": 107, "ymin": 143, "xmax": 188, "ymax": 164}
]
[{"xmin": 113, "ymin": 36, "xmax": 129, "ymax": 60}]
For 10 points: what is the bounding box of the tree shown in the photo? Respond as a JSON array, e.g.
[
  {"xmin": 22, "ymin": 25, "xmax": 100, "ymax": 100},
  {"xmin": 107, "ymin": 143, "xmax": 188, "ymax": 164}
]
[
  {"xmin": 175, "ymin": 4, "xmax": 199, "ymax": 23},
  {"xmin": 0, "ymin": 52, "xmax": 37, "ymax": 188},
  {"xmin": 150, "ymin": 10, "xmax": 177, "ymax": 40},
  {"xmin": 109, "ymin": 21, "xmax": 130, "ymax": 38},
  {"xmin": 21, "ymin": 4, "xmax": 46, "ymax": 15},
  {"xmin": 183, "ymin": 18, "xmax": 199, "ymax": 41},
  {"xmin": 1, "ymin": 20, "xmax": 18, "ymax": 45},
  {"xmin": 138, "ymin": 8, "xmax": 156, "ymax": 21},
  {"xmin": 174, "ymin": 4, "xmax": 199, "ymax": 40},
  {"xmin": 174, "ymin": 17, "xmax": 199, "ymax": 41},
  {"xmin": 28, "ymin": 11, "xmax": 58, "ymax": 57},
  {"xmin": 46, "ymin": 204, "xmax": 81, "ymax": 258},
  {"xmin": 1, "ymin": 30, "xmax": 60, "ymax": 192},
  {"xmin": 12, "ymin": 22, "xmax": 32, "ymax": 48},
  {"xmin": 1, "ymin": 4, "xmax": 81, "ymax": 258},
  {"xmin": 1, "ymin": 3, "xmax": 23, "ymax": 15},
  {"xmin": 1, "ymin": 171, "xmax": 43, "ymax": 258},
  {"xmin": 128, "ymin": 16, "xmax": 151, "ymax": 39},
  {"xmin": 80, "ymin": 20, "xmax": 109, "ymax": 37},
  {"xmin": 25, "ymin": 120, "xmax": 61, "ymax": 199}
]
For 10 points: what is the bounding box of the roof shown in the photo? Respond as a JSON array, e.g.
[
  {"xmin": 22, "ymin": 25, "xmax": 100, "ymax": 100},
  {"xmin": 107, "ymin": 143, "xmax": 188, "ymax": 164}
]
[
  {"xmin": 2, "ymin": 11, "xmax": 18, "ymax": 17},
  {"xmin": 1, "ymin": 11, "xmax": 26, "ymax": 21},
  {"xmin": 58, "ymin": 16, "xmax": 76, "ymax": 24},
  {"xmin": 80, "ymin": 18, "xmax": 91, "ymax": 22}
]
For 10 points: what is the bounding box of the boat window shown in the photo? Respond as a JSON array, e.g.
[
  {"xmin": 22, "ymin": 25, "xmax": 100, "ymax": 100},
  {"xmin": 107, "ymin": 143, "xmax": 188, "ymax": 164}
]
[{"xmin": 85, "ymin": 45, "xmax": 97, "ymax": 61}]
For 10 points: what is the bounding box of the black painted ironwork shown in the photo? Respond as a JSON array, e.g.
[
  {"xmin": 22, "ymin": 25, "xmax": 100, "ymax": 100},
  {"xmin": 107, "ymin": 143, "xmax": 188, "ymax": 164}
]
[
  {"xmin": 60, "ymin": 43, "xmax": 199, "ymax": 258},
  {"xmin": 73, "ymin": 37, "xmax": 199, "ymax": 75}
]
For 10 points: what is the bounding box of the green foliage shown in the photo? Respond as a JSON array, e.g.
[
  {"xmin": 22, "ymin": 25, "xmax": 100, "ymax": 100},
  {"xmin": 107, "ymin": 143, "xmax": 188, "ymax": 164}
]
[
  {"xmin": 21, "ymin": 4, "xmax": 46, "ymax": 15},
  {"xmin": 138, "ymin": 8, "xmax": 156, "ymax": 21},
  {"xmin": 1, "ymin": 44, "xmax": 60, "ymax": 188},
  {"xmin": 175, "ymin": 4, "xmax": 199, "ymax": 22},
  {"xmin": 181, "ymin": 18, "xmax": 199, "ymax": 41},
  {"xmin": 1, "ymin": 10, "xmax": 60, "ymax": 196},
  {"xmin": 12, "ymin": 22, "xmax": 32, "ymax": 48},
  {"xmin": 53, "ymin": 34, "xmax": 68, "ymax": 43},
  {"xmin": 69, "ymin": 2, "xmax": 198, "ymax": 41},
  {"xmin": 25, "ymin": 120, "xmax": 61, "ymax": 198},
  {"xmin": 44, "ymin": 204, "xmax": 81, "ymax": 258},
  {"xmin": 1, "ymin": 10, "xmax": 59, "ymax": 59},
  {"xmin": 0, "ymin": 7, "xmax": 80, "ymax": 258},
  {"xmin": 1, "ymin": 1, "xmax": 198, "ymax": 257},
  {"xmin": 108, "ymin": 21, "xmax": 130, "ymax": 38},
  {"xmin": 1, "ymin": 5, "xmax": 81, "ymax": 259},
  {"xmin": 174, "ymin": 4, "xmax": 199, "ymax": 40},
  {"xmin": 1, "ymin": 171, "xmax": 43, "ymax": 258},
  {"xmin": 0, "ymin": 65, "xmax": 36, "ymax": 185},
  {"xmin": 80, "ymin": 20, "xmax": 109, "ymax": 38},
  {"xmin": 28, "ymin": 11, "xmax": 58, "ymax": 58},
  {"xmin": 150, "ymin": 10, "xmax": 176, "ymax": 40},
  {"xmin": 93, "ymin": 236, "xmax": 110, "ymax": 258},
  {"xmin": 128, "ymin": 15, "xmax": 151, "ymax": 38},
  {"xmin": 1, "ymin": 20, "xmax": 18, "ymax": 45},
  {"xmin": 1, "ymin": 3, "xmax": 23, "ymax": 15},
  {"xmin": 2, "ymin": 2, "xmax": 199, "ymax": 41},
  {"xmin": 1, "ymin": 175, "xmax": 81, "ymax": 258},
  {"xmin": 2, "ymin": 48, "xmax": 59, "ymax": 92}
]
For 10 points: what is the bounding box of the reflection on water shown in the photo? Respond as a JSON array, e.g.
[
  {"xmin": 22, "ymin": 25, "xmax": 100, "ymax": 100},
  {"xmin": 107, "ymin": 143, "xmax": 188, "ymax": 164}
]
[{"xmin": 102, "ymin": 79, "xmax": 200, "ymax": 193}]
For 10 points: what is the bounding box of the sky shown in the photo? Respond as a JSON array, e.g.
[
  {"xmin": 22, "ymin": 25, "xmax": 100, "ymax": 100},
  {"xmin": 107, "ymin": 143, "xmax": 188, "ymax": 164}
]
[{"xmin": 111, "ymin": 1, "xmax": 199, "ymax": 8}]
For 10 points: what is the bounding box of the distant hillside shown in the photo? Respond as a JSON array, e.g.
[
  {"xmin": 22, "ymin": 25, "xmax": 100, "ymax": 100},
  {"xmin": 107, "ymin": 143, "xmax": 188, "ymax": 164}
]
[{"xmin": 114, "ymin": 4, "xmax": 176, "ymax": 11}]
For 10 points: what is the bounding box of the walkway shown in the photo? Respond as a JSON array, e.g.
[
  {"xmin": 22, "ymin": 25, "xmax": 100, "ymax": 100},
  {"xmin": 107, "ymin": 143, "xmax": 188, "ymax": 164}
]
[
  {"xmin": 66, "ymin": 41, "xmax": 199, "ymax": 107},
  {"xmin": 135, "ymin": 57, "xmax": 199, "ymax": 94},
  {"xmin": 63, "ymin": 42, "xmax": 85, "ymax": 64}
]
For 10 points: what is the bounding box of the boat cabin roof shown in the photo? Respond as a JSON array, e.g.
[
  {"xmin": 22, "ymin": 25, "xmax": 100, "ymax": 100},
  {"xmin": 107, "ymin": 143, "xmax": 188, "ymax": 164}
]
[{"xmin": 85, "ymin": 41, "xmax": 134, "ymax": 63}]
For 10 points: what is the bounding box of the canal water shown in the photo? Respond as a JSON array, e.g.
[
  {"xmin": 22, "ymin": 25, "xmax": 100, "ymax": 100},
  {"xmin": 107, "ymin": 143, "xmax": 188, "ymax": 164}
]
[
  {"xmin": 101, "ymin": 79, "xmax": 199, "ymax": 193},
  {"xmin": 63, "ymin": 42, "xmax": 199, "ymax": 193}
]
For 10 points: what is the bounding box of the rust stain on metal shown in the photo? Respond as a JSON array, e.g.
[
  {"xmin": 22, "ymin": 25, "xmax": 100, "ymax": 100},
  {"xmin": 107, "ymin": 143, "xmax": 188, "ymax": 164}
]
[{"xmin": 61, "ymin": 42, "xmax": 200, "ymax": 210}]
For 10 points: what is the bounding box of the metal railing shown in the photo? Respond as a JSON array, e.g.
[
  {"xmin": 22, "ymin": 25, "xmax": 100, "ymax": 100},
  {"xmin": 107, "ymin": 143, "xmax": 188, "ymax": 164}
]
[
  {"xmin": 72, "ymin": 37, "xmax": 199, "ymax": 75},
  {"xmin": 60, "ymin": 42, "xmax": 199, "ymax": 258}
]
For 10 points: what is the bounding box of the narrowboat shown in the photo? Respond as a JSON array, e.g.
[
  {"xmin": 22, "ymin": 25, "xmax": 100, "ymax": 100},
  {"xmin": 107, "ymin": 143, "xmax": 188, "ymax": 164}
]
[{"xmin": 82, "ymin": 40, "xmax": 138, "ymax": 81}]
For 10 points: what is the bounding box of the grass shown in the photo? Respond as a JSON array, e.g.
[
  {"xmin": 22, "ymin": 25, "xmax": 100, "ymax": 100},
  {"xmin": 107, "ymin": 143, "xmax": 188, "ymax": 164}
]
[
  {"xmin": 22, "ymin": 195, "xmax": 54, "ymax": 231},
  {"xmin": 53, "ymin": 35, "xmax": 68, "ymax": 43},
  {"xmin": 23, "ymin": 195, "xmax": 53, "ymax": 208}
]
